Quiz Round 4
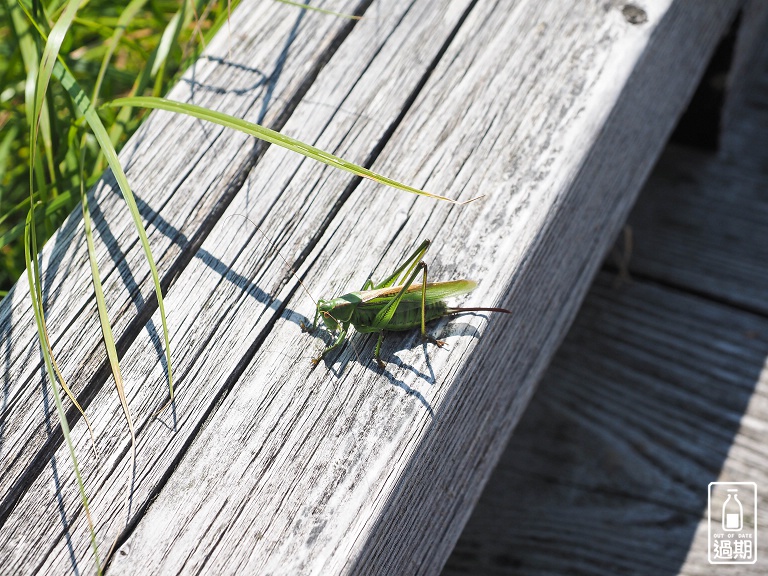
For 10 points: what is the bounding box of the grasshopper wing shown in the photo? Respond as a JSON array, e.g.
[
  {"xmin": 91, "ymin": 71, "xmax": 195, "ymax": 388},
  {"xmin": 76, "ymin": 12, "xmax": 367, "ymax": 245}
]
[
  {"xmin": 421, "ymin": 279, "xmax": 477, "ymax": 303},
  {"xmin": 359, "ymin": 279, "xmax": 477, "ymax": 305}
]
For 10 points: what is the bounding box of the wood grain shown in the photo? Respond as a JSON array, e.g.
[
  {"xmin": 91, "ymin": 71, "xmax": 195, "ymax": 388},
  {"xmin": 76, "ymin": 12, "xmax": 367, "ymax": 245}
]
[
  {"xmin": 624, "ymin": 1, "xmax": 768, "ymax": 314},
  {"xmin": 443, "ymin": 273, "xmax": 768, "ymax": 575},
  {"xmin": 0, "ymin": 0, "xmax": 366, "ymax": 520},
  {"xmin": 445, "ymin": 9, "xmax": 768, "ymax": 573},
  {"xmin": 0, "ymin": 0, "xmax": 742, "ymax": 574},
  {"xmin": 626, "ymin": 138, "xmax": 768, "ymax": 314}
]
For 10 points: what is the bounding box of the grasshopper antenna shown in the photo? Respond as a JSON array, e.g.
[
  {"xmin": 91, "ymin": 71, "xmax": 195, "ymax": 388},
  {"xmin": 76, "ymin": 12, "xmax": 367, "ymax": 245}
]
[{"xmin": 226, "ymin": 214, "xmax": 317, "ymax": 306}]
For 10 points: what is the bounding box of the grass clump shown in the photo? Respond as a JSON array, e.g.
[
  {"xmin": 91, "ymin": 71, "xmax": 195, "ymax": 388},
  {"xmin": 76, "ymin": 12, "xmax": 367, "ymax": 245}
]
[{"xmin": 0, "ymin": 0, "xmax": 232, "ymax": 295}]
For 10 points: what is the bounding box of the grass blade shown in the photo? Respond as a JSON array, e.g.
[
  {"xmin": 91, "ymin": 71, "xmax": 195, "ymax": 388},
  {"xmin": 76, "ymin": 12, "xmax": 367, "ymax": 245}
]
[
  {"xmin": 91, "ymin": 0, "xmax": 151, "ymax": 104},
  {"xmin": 105, "ymin": 96, "xmax": 482, "ymax": 205},
  {"xmin": 23, "ymin": 0, "xmax": 102, "ymax": 568},
  {"xmin": 0, "ymin": 191, "xmax": 74, "ymax": 249},
  {"xmin": 274, "ymin": 0, "xmax": 362, "ymax": 20},
  {"xmin": 150, "ymin": 4, "xmax": 184, "ymax": 90},
  {"xmin": 96, "ymin": 0, "xmax": 205, "ymax": 170},
  {"xmin": 81, "ymin": 168, "xmax": 137, "ymax": 535},
  {"xmin": 31, "ymin": 0, "xmax": 78, "ymax": 163},
  {"xmin": 25, "ymin": 209, "xmax": 102, "ymax": 574},
  {"xmin": 52, "ymin": 60, "xmax": 175, "ymax": 407}
]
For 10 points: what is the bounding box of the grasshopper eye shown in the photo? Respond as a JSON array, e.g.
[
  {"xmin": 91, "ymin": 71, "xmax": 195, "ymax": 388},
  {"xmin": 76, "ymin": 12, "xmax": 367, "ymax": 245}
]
[{"xmin": 321, "ymin": 311, "xmax": 338, "ymax": 331}]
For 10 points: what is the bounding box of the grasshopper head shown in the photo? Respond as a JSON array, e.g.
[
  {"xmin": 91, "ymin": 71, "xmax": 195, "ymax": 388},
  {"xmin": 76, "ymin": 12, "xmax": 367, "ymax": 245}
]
[
  {"xmin": 317, "ymin": 299, "xmax": 340, "ymax": 331},
  {"xmin": 316, "ymin": 294, "xmax": 358, "ymax": 331}
]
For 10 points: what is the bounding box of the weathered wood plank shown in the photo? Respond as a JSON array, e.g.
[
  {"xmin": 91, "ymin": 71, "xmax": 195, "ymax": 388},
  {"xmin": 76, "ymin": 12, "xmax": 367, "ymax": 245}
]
[
  {"xmin": 0, "ymin": 0, "xmax": 365, "ymax": 517},
  {"xmin": 102, "ymin": 1, "xmax": 740, "ymax": 574},
  {"xmin": 445, "ymin": 14, "xmax": 768, "ymax": 572},
  {"xmin": 724, "ymin": 0, "xmax": 768, "ymax": 132},
  {"xmin": 626, "ymin": 140, "xmax": 768, "ymax": 314},
  {"xmin": 623, "ymin": 8, "xmax": 768, "ymax": 313},
  {"xmin": 1, "ymin": 0, "xmax": 486, "ymax": 572},
  {"xmin": 443, "ymin": 273, "xmax": 768, "ymax": 575},
  {"xmin": 0, "ymin": 0, "xmax": 742, "ymax": 574}
]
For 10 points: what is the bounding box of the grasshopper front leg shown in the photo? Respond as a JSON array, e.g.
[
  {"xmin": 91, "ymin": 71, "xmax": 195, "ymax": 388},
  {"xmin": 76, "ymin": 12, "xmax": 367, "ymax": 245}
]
[
  {"xmin": 311, "ymin": 322, "xmax": 349, "ymax": 366},
  {"xmin": 300, "ymin": 308, "xmax": 321, "ymax": 333}
]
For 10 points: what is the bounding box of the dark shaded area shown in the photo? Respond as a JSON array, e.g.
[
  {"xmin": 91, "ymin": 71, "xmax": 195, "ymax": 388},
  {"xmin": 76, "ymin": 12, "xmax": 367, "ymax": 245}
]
[
  {"xmin": 669, "ymin": 11, "xmax": 740, "ymax": 151},
  {"xmin": 442, "ymin": 275, "xmax": 767, "ymax": 575}
]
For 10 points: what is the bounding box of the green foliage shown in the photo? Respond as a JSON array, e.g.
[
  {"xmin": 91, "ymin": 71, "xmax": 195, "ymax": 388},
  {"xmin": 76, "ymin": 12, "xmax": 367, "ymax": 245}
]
[{"xmin": 0, "ymin": 0, "xmax": 233, "ymax": 294}]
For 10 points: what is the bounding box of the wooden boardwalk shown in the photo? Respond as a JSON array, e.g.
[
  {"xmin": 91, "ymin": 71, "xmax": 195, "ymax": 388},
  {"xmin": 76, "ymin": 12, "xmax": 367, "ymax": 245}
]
[
  {"xmin": 445, "ymin": 5, "xmax": 768, "ymax": 573},
  {"xmin": 0, "ymin": 1, "xmax": 753, "ymax": 574}
]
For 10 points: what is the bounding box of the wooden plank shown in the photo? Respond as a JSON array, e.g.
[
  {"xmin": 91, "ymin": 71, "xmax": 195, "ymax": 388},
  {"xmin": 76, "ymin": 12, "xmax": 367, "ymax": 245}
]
[
  {"xmin": 105, "ymin": 2, "xmax": 740, "ymax": 574},
  {"xmin": 625, "ymin": 16, "xmax": 768, "ymax": 314},
  {"xmin": 443, "ymin": 273, "xmax": 768, "ymax": 575},
  {"xmin": 0, "ymin": 0, "xmax": 485, "ymax": 571},
  {"xmin": 625, "ymin": 141, "xmax": 768, "ymax": 313},
  {"xmin": 724, "ymin": 0, "xmax": 768, "ymax": 131},
  {"xmin": 0, "ymin": 0, "xmax": 366, "ymax": 517},
  {"xmin": 445, "ymin": 16, "xmax": 768, "ymax": 573},
  {"xmin": 0, "ymin": 0, "xmax": 742, "ymax": 574}
]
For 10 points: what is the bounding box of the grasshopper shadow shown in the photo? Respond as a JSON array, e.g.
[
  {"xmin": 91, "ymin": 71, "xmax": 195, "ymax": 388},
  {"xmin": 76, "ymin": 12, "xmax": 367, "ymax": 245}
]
[{"xmin": 311, "ymin": 318, "xmax": 486, "ymax": 418}]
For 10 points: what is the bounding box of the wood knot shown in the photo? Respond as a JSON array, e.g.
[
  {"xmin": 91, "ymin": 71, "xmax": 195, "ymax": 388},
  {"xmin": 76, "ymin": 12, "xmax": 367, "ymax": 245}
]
[{"xmin": 622, "ymin": 4, "xmax": 648, "ymax": 25}]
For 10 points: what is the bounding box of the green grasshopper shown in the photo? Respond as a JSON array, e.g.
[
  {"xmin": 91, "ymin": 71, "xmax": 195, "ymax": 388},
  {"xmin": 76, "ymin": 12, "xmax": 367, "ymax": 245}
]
[{"xmin": 304, "ymin": 239, "xmax": 511, "ymax": 368}]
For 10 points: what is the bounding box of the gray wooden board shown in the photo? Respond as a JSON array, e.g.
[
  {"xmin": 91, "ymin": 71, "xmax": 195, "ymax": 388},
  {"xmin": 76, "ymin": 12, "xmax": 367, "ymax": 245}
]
[
  {"xmin": 625, "ymin": 0, "xmax": 768, "ymax": 314},
  {"xmin": 442, "ymin": 272, "xmax": 768, "ymax": 575},
  {"xmin": 625, "ymin": 139, "xmax": 768, "ymax": 315},
  {"xmin": 444, "ymin": 15, "xmax": 768, "ymax": 574},
  {"xmin": 0, "ymin": 0, "xmax": 743, "ymax": 574},
  {"xmin": 724, "ymin": 0, "xmax": 768, "ymax": 135},
  {"xmin": 0, "ymin": 0, "xmax": 365, "ymax": 519}
]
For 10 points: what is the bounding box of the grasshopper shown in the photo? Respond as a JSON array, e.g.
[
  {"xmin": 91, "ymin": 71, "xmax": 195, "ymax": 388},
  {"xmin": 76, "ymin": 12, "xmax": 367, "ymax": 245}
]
[{"xmin": 304, "ymin": 239, "xmax": 511, "ymax": 368}]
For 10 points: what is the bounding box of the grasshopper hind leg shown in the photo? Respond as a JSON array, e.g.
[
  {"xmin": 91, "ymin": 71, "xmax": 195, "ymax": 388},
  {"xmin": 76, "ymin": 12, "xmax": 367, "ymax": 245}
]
[
  {"xmin": 373, "ymin": 331, "xmax": 386, "ymax": 369},
  {"xmin": 415, "ymin": 261, "xmax": 446, "ymax": 349}
]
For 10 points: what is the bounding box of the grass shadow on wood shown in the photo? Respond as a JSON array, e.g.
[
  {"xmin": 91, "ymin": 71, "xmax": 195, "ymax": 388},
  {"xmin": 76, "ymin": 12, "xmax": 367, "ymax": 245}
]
[{"xmin": 0, "ymin": 2, "xmax": 317, "ymax": 543}]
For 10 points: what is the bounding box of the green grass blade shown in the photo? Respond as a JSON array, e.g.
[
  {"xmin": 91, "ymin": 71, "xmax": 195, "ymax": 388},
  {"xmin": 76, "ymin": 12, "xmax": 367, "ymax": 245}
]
[
  {"xmin": 25, "ymin": 209, "xmax": 102, "ymax": 574},
  {"xmin": 105, "ymin": 97, "xmax": 481, "ymax": 204},
  {"xmin": 7, "ymin": 0, "xmax": 40, "ymax": 80},
  {"xmin": 81, "ymin": 188, "xmax": 135, "ymax": 439},
  {"xmin": 21, "ymin": 3, "xmax": 174, "ymax": 404},
  {"xmin": 150, "ymin": 6, "xmax": 183, "ymax": 86},
  {"xmin": 11, "ymin": 0, "xmax": 54, "ymax": 207},
  {"xmin": 0, "ymin": 189, "xmax": 73, "ymax": 237},
  {"xmin": 97, "ymin": 0, "xmax": 202, "ymax": 167},
  {"xmin": 31, "ymin": 0, "xmax": 79, "ymax": 160},
  {"xmin": 0, "ymin": 126, "xmax": 19, "ymax": 203},
  {"xmin": 22, "ymin": 0, "xmax": 102, "ymax": 567},
  {"xmin": 52, "ymin": 61, "xmax": 175, "ymax": 406},
  {"xmin": 8, "ymin": 0, "xmax": 55, "ymax": 202},
  {"xmin": 81, "ymin": 170, "xmax": 137, "ymax": 535}
]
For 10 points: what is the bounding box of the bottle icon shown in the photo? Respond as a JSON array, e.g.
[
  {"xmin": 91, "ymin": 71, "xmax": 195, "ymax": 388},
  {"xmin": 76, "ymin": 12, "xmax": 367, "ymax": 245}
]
[{"xmin": 722, "ymin": 489, "xmax": 743, "ymax": 531}]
